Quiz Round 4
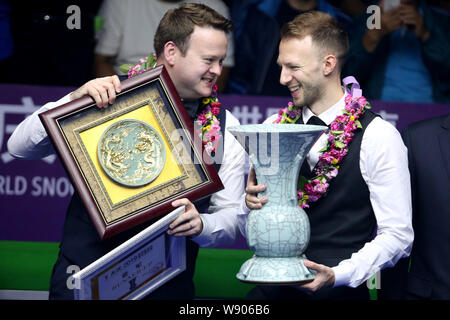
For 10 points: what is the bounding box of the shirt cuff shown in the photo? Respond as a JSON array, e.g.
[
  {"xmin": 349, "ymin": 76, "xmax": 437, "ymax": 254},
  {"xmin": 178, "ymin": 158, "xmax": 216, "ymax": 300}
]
[
  {"xmin": 192, "ymin": 213, "xmax": 215, "ymax": 247},
  {"xmin": 331, "ymin": 262, "xmax": 355, "ymax": 288}
]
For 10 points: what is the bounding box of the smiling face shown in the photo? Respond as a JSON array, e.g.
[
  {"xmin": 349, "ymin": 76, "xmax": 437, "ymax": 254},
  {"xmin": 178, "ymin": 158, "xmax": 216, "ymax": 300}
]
[
  {"xmin": 170, "ymin": 26, "xmax": 227, "ymax": 99},
  {"xmin": 277, "ymin": 36, "xmax": 324, "ymax": 108}
]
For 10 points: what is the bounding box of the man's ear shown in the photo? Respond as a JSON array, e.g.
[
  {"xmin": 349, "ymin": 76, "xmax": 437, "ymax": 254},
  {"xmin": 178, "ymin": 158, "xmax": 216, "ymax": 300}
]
[
  {"xmin": 163, "ymin": 41, "xmax": 177, "ymax": 66},
  {"xmin": 323, "ymin": 54, "xmax": 337, "ymax": 76}
]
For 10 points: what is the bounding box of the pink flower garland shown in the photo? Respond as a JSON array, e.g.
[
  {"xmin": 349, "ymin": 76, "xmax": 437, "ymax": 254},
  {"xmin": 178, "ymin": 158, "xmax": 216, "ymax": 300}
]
[
  {"xmin": 121, "ymin": 53, "xmax": 222, "ymax": 155},
  {"xmin": 274, "ymin": 93, "xmax": 371, "ymax": 208}
]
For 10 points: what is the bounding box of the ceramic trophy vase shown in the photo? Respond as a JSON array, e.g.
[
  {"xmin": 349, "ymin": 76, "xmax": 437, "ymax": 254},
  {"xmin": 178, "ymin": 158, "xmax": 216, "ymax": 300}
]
[{"xmin": 228, "ymin": 124, "xmax": 327, "ymax": 284}]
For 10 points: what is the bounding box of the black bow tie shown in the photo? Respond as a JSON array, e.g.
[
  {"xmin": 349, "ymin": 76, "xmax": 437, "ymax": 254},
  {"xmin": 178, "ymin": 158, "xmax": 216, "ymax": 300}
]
[{"xmin": 306, "ymin": 115, "xmax": 326, "ymax": 126}]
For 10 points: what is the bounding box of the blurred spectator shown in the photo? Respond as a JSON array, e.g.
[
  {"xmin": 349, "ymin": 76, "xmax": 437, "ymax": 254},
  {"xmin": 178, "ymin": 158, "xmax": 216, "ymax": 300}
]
[
  {"xmin": 3, "ymin": 1, "xmax": 102, "ymax": 87},
  {"xmin": 93, "ymin": 0, "xmax": 234, "ymax": 92},
  {"xmin": 329, "ymin": 0, "xmax": 371, "ymax": 17},
  {"xmin": 343, "ymin": 0, "xmax": 450, "ymax": 103},
  {"xmin": 0, "ymin": 0, "xmax": 13, "ymax": 83},
  {"xmin": 226, "ymin": 0, "xmax": 351, "ymax": 96}
]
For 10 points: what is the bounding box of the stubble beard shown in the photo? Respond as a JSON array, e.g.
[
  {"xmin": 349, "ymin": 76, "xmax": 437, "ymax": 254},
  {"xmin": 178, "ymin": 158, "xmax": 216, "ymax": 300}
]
[{"xmin": 295, "ymin": 81, "xmax": 321, "ymax": 108}]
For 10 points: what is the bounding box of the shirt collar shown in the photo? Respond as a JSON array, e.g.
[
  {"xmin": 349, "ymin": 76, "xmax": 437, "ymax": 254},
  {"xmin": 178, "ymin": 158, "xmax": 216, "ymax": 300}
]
[{"xmin": 302, "ymin": 93, "xmax": 346, "ymax": 125}]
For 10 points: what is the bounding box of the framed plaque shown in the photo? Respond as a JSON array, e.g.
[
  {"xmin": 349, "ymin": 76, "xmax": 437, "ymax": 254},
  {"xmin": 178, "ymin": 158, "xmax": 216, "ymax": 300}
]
[
  {"xmin": 39, "ymin": 65, "xmax": 224, "ymax": 239},
  {"xmin": 73, "ymin": 206, "xmax": 186, "ymax": 300}
]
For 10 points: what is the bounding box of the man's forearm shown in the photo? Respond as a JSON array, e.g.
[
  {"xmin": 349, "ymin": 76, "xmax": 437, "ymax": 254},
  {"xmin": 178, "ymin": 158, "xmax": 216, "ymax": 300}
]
[{"xmin": 93, "ymin": 54, "xmax": 116, "ymax": 78}]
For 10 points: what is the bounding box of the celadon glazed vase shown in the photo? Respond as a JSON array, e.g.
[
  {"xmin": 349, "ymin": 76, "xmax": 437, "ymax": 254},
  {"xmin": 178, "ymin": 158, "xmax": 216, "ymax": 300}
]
[{"xmin": 228, "ymin": 124, "xmax": 327, "ymax": 284}]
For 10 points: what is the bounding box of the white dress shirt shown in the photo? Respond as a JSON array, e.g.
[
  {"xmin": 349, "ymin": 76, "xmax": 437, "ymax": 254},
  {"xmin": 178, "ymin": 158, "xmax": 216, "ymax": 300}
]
[
  {"xmin": 7, "ymin": 93, "xmax": 247, "ymax": 248},
  {"xmin": 193, "ymin": 110, "xmax": 247, "ymax": 248},
  {"xmin": 249, "ymin": 94, "xmax": 414, "ymax": 288}
]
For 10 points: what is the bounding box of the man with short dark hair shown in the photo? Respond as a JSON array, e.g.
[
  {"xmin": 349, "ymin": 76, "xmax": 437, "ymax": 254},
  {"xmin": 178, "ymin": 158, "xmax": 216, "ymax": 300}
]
[
  {"xmin": 244, "ymin": 11, "xmax": 414, "ymax": 300},
  {"xmin": 8, "ymin": 3, "xmax": 245, "ymax": 300}
]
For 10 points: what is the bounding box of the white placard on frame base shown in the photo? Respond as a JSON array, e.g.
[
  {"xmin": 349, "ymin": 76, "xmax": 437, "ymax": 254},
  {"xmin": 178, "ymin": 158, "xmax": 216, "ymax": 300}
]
[{"xmin": 73, "ymin": 206, "xmax": 186, "ymax": 300}]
